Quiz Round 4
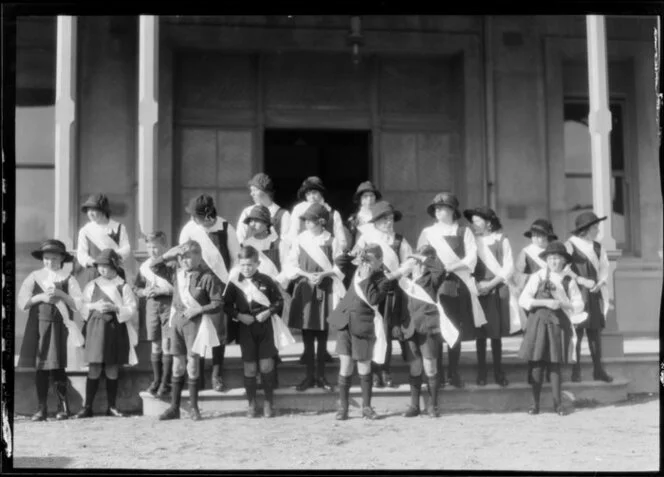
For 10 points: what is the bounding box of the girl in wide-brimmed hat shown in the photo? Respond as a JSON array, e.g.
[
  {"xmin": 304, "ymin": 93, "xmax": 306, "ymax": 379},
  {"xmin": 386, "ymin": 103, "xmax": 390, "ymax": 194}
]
[
  {"xmin": 352, "ymin": 200, "xmax": 412, "ymax": 389},
  {"xmin": 236, "ymin": 173, "xmax": 292, "ymax": 245},
  {"xmin": 464, "ymin": 206, "xmax": 521, "ymax": 388},
  {"xmin": 518, "ymin": 241, "xmax": 585, "ymax": 416},
  {"xmin": 416, "ymin": 192, "xmax": 487, "ymax": 388},
  {"xmin": 563, "ymin": 211, "xmax": 613, "ymax": 383},
  {"xmin": 76, "ymin": 249, "xmax": 138, "ymax": 419},
  {"xmin": 179, "ymin": 193, "xmax": 242, "ymax": 393},
  {"xmin": 17, "ymin": 239, "xmax": 84, "ymax": 421},
  {"xmin": 346, "ymin": 181, "xmax": 382, "ymax": 246},
  {"xmin": 76, "ymin": 193, "xmax": 132, "ymax": 285}
]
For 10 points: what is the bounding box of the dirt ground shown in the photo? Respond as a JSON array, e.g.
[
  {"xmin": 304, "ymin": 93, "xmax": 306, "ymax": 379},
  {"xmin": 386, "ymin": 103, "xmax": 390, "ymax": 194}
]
[{"xmin": 9, "ymin": 394, "xmax": 660, "ymax": 472}]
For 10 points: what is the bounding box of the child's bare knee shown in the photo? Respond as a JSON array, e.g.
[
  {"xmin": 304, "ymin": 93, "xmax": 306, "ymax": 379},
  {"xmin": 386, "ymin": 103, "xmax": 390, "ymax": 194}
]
[
  {"xmin": 151, "ymin": 341, "xmax": 163, "ymax": 354},
  {"xmin": 172, "ymin": 356, "xmax": 186, "ymax": 377}
]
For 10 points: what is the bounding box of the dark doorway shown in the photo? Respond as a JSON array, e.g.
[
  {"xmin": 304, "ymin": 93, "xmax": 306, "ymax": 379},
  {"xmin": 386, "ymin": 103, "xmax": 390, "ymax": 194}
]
[{"xmin": 264, "ymin": 129, "xmax": 371, "ymax": 221}]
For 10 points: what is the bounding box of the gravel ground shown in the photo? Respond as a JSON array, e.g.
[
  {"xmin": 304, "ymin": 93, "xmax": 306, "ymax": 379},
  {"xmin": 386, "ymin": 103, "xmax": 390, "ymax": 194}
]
[{"xmin": 9, "ymin": 394, "xmax": 659, "ymax": 472}]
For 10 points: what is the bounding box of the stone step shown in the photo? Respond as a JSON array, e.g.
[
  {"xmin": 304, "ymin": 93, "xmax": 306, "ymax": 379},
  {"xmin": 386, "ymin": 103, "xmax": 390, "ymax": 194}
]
[{"xmin": 140, "ymin": 378, "xmax": 630, "ymax": 417}]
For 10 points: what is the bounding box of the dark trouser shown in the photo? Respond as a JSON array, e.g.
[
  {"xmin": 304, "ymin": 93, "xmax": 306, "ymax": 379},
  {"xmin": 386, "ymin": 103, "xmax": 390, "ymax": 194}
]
[
  {"xmin": 302, "ymin": 330, "xmax": 327, "ymax": 380},
  {"xmin": 530, "ymin": 360, "xmax": 561, "ymax": 409},
  {"xmin": 574, "ymin": 328, "xmax": 605, "ymax": 375}
]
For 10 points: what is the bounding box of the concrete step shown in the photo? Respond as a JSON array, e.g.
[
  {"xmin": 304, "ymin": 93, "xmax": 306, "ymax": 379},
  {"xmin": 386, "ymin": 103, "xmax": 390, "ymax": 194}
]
[{"xmin": 140, "ymin": 378, "xmax": 630, "ymax": 417}]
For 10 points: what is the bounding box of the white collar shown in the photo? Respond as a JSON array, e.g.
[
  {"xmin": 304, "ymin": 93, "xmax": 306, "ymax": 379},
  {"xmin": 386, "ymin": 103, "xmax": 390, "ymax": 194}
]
[
  {"xmin": 192, "ymin": 216, "xmax": 226, "ymax": 233},
  {"xmin": 431, "ymin": 221, "xmax": 458, "ymax": 233},
  {"xmin": 479, "ymin": 232, "xmax": 502, "ymax": 245},
  {"xmin": 95, "ymin": 275, "xmax": 124, "ymax": 286},
  {"xmin": 36, "ymin": 267, "xmax": 70, "ymax": 283},
  {"xmin": 244, "ymin": 229, "xmax": 279, "ymax": 247},
  {"xmin": 88, "ymin": 219, "xmax": 119, "ymax": 232},
  {"xmin": 300, "ymin": 229, "xmax": 332, "ymax": 245}
]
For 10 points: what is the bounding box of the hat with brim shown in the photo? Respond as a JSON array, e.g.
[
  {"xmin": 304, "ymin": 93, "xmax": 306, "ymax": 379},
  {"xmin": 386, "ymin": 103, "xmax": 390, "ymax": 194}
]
[
  {"xmin": 93, "ymin": 249, "xmax": 122, "ymax": 270},
  {"xmin": 463, "ymin": 206, "xmax": 496, "ymax": 223},
  {"xmin": 369, "ymin": 201, "xmax": 402, "ymax": 223},
  {"xmin": 248, "ymin": 173, "xmax": 275, "ymax": 195},
  {"xmin": 524, "ymin": 218, "xmax": 558, "ymax": 240},
  {"xmin": 243, "ymin": 205, "xmax": 272, "ymax": 227},
  {"xmin": 571, "ymin": 211, "xmax": 607, "ymax": 235},
  {"xmin": 299, "ymin": 203, "xmax": 330, "ymax": 223},
  {"xmin": 353, "ymin": 181, "xmax": 382, "ymax": 204},
  {"xmin": 81, "ymin": 193, "xmax": 111, "ymax": 216},
  {"xmin": 185, "ymin": 194, "xmax": 216, "ymax": 219},
  {"xmin": 426, "ymin": 192, "xmax": 461, "ymax": 220},
  {"xmin": 297, "ymin": 176, "xmax": 326, "ymax": 201},
  {"xmin": 538, "ymin": 241, "xmax": 573, "ymax": 263},
  {"xmin": 31, "ymin": 239, "xmax": 74, "ymax": 263}
]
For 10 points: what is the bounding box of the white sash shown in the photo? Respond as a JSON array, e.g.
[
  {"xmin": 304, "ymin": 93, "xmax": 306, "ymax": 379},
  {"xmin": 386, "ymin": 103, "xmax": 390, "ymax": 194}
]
[
  {"xmin": 85, "ymin": 221, "xmax": 124, "ymax": 254},
  {"xmin": 424, "ymin": 228, "xmax": 487, "ymax": 328},
  {"xmin": 568, "ymin": 236, "xmax": 609, "ymax": 317},
  {"xmin": 33, "ymin": 270, "xmax": 86, "ymax": 351},
  {"xmin": 139, "ymin": 258, "xmax": 174, "ymax": 293},
  {"xmin": 476, "ymin": 236, "xmax": 524, "ymax": 334},
  {"xmin": 244, "ymin": 233, "xmax": 280, "ymax": 277},
  {"xmin": 175, "ymin": 269, "xmax": 220, "ymax": 359},
  {"xmin": 546, "ymin": 271, "xmax": 587, "ymax": 364},
  {"xmin": 352, "ymin": 273, "xmax": 387, "ymax": 365},
  {"xmin": 360, "ymin": 227, "xmax": 400, "ymax": 273},
  {"xmin": 235, "ymin": 275, "xmax": 296, "ymax": 352},
  {"xmin": 399, "ymin": 276, "xmax": 459, "ymax": 347},
  {"xmin": 524, "ymin": 244, "xmax": 547, "ymax": 271},
  {"xmin": 298, "ymin": 234, "xmax": 346, "ymax": 308},
  {"xmin": 96, "ymin": 279, "xmax": 139, "ymax": 366},
  {"xmin": 181, "ymin": 219, "xmax": 230, "ymax": 284}
]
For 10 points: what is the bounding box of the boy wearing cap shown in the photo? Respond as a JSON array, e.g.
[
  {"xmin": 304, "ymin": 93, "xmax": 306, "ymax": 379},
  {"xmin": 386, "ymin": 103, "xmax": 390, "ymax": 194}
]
[
  {"xmin": 464, "ymin": 207, "xmax": 521, "ymax": 387},
  {"xmin": 236, "ymin": 173, "xmax": 291, "ymax": 245},
  {"xmin": 417, "ymin": 192, "xmax": 487, "ymax": 388},
  {"xmin": 564, "ymin": 212, "xmax": 613, "ymax": 383},
  {"xmin": 133, "ymin": 232, "xmax": 175, "ymax": 397},
  {"xmin": 519, "ymin": 241, "xmax": 585, "ymax": 416},
  {"xmin": 155, "ymin": 240, "xmax": 223, "ymax": 421},
  {"xmin": 386, "ymin": 245, "xmax": 451, "ymax": 417},
  {"xmin": 285, "ymin": 202, "xmax": 346, "ymax": 392},
  {"xmin": 179, "ymin": 193, "xmax": 241, "ymax": 392},
  {"xmin": 76, "ymin": 193, "xmax": 132, "ymax": 285},
  {"xmin": 76, "ymin": 249, "xmax": 138, "ymax": 419},
  {"xmin": 352, "ymin": 200, "xmax": 412, "ymax": 388},
  {"xmin": 223, "ymin": 246, "xmax": 284, "ymax": 418},
  {"xmin": 328, "ymin": 243, "xmax": 390, "ymax": 420},
  {"xmin": 18, "ymin": 239, "xmax": 84, "ymax": 421}
]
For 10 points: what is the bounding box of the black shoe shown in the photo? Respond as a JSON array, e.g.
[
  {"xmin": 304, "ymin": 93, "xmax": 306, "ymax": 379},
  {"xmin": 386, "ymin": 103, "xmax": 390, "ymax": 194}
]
[
  {"xmin": 106, "ymin": 407, "xmax": 126, "ymax": 418},
  {"xmin": 373, "ymin": 373, "xmax": 385, "ymax": 389},
  {"xmin": 296, "ymin": 376, "xmax": 316, "ymax": 392},
  {"xmin": 75, "ymin": 406, "xmax": 94, "ymax": 419},
  {"xmin": 447, "ymin": 374, "xmax": 464, "ymax": 389},
  {"xmin": 426, "ymin": 404, "xmax": 440, "ymax": 418},
  {"xmin": 156, "ymin": 382, "xmax": 171, "ymax": 398},
  {"xmin": 146, "ymin": 380, "xmax": 160, "ymax": 396},
  {"xmin": 593, "ymin": 369, "xmax": 614, "ymax": 383},
  {"xmin": 554, "ymin": 405, "xmax": 566, "ymax": 416},
  {"xmin": 158, "ymin": 406, "xmax": 180, "ymax": 420},
  {"xmin": 495, "ymin": 374, "xmax": 509, "ymax": 387},
  {"xmin": 212, "ymin": 377, "xmax": 227, "ymax": 393},
  {"xmin": 362, "ymin": 406, "xmax": 379, "ymax": 420},
  {"xmin": 403, "ymin": 406, "xmax": 420, "ymax": 418},
  {"xmin": 247, "ymin": 403, "xmax": 259, "ymax": 418},
  {"xmin": 55, "ymin": 411, "xmax": 70, "ymax": 421},
  {"xmin": 316, "ymin": 377, "xmax": 335, "ymax": 392},
  {"xmin": 31, "ymin": 408, "xmax": 47, "ymax": 422},
  {"xmin": 382, "ymin": 371, "xmax": 396, "ymax": 388},
  {"xmin": 335, "ymin": 409, "xmax": 349, "ymax": 420},
  {"xmin": 263, "ymin": 401, "xmax": 274, "ymax": 418},
  {"xmin": 190, "ymin": 407, "xmax": 202, "ymax": 421},
  {"xmin": 528, "ymin": 406, "xmax": 540, "ymax": 415}
]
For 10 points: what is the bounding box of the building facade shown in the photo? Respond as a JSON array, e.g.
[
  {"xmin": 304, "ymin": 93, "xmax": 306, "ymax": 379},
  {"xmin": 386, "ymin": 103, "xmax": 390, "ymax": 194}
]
[{"xmin": 14, "ymin": 15, "xmax": 662, "ymax": 356}]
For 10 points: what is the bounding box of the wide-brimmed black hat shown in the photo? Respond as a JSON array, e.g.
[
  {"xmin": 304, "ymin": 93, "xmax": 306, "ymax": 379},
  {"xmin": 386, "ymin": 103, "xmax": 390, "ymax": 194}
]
[
  {"xmin": 297, "ymin": 176, "xmax": 326, "ymax": 201},
  {"xmin": 463, "ymin": 206, "xmax": 502, "ymax": 230},
  {"xmin": 93, "ymin": 249, "xmax": 122, "ymax": 271},
  {"xmin": 524, "ymin": 218, "xmax": 558, "ymax": 240},
  {"xmin": 248, "ymin": 173, "xmax": 275, "ymax": 195},
  {"xmin": 571, "ymin": 211, "xmax": 607, "ymax": 235},
  {"xmin": 81, "ymin": 193, "xmax": 111, "ymax": 216},
  {"xmin": 185, "ymin": 194, "xmax": 217, "ymax": 219},
  {"xmin": 426, "ymin": 192, "xmax": 461, "ymax": 220},
  {"xmin": 369, "ymin": 201, "xmax": 402, "ymax": 223},
  {"xmin": 300, "ymin": 203, "xmax": 330, "ymax": 223},
  {"xmin": 353, "ymin": 181, "xmax": 382, "ymax": 204},
  {"xmin": 538, "ymin": 241, "xmax": 573, "ymax": 263},
  {"xmin": 31, "ymin": 239, "xmax": 74, "ymax": 262},
  {"xmin": 244, "ymin": 205, "xmax": 272, "ymax": 226}
]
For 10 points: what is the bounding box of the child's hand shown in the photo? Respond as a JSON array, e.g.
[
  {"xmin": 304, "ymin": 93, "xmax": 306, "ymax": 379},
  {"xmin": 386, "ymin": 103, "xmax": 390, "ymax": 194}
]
[
  {"xmin": 237, "ymin": 313, "xmax": 254, "ymax": 325},
  {"xmin": 255, "ymin": 310, "xmax": 271, "ymax": 323},
  {"xmin": 578, "ymin": 277, "xmax": 595, "ymax": 289},
  {"xmin": 99, "ymin": 302, "xmax": 117, "ymax": 313},
  {"xmin": 183, "ymin": 308, "xmax": 202, "ymax": 320},
  {"xmin": 310, "ymin": 273, "xmax": 323, "ymax": 286},
  {"xmin": 548, "ymin": 300, "xmax": 561, "ymax": 310},
  {"xmin": 477, "ymin": 281, "xmax": 492, "ymax": 295},
  {"xmin": 589, "ymin": 280, "xmax": 604, "ymax": 293}
]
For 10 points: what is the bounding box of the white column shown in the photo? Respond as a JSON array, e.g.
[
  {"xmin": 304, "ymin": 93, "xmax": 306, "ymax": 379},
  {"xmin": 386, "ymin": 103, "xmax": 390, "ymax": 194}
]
[
  {"xmin": 54, "ymin": 16, "xmax": 77, "ymax": 250},
  {"xmin": 137, "ymin": 15, "xmax": 159, "ymax": 250},
  {"xmin": 586, "ymin": 14, "xmax": 623, "ymax": 357}
]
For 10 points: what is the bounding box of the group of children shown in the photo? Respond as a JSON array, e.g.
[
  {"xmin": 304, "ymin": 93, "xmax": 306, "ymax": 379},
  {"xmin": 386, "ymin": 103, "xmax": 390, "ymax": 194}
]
[{"xmin": 18, "ymin": 173, "xmax": 614, "ymax": 421}]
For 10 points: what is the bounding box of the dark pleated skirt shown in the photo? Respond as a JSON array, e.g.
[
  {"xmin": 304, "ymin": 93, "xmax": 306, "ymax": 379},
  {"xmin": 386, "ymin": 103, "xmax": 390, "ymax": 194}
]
[
  {"xmin": 577, "ymin": 288, "xmax": 605, "ymax": 330},
  {"xmin": 476, "ymin": 283, "xmax": 512, "ymax": 339},
  {"xmin": 518, "ymin": 307, "xmax": 572, "ymax": 364},
  {"xmin": 18, "ymin": 314, "xmax": 68, "ymax": 370},
  {"xmin": 83, "ymin": 312, "xmax": 130, "ymax": 365},
  {"xmin": 438, "ymin": 275, "xmax": 477, "ymax": 342},
  {"xmin": 287, "ymin": 277, "xmax": 332, "ymax": 331}
]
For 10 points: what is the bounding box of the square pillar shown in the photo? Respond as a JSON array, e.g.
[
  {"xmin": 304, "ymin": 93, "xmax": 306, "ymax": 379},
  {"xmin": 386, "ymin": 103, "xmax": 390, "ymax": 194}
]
[{"xmin": 586, "ymin": 14, "xmax": 624, "ymax": 357}]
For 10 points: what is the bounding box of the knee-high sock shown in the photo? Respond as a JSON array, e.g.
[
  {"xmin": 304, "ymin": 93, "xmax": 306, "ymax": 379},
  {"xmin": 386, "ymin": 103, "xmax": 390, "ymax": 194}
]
[
  {"xmin": 302, "ymin": 332, "xmax": 315, "ymax": 379},
  {"xmin": 491, "ymin": 338, "xmax": 503, "ymax": 378},
  {"xmin": 437, "ymin": 341, "xmax": 446, "ymax": 383},
  {"xmin": 212, "ymin": 345, "xmax": 225, "ymax": 380},
  {"xmin": 198, "ymin": 357, "xmax": 206, "ymax": 389},
  {"xmin": 35, "ymin": 370, "xmax": 49, "ymax": 408},
  {"xmin": 359, "ymin": 373, "xmax": 373, "ymax": 408},
  {"xmin": 586, "ymin": 329, "xmax": 603, "ymax": 373},
  {"xmin": 448, "ymin": 342, "xmax": 461, "ymax": 376},
  {"xmin": 550, "ymin": 363, "xmax": 562, "ymax": 407},
  {"xmin": 170, "ymin": 376, "xmax": 185, "ymax": 409},
  {"xmin": 338, "ymin": 375, "xmax": 351, "ymax": 411},
  {"xmin": 84, "ymin": 377, "xmax": 100, "ymax": 408},
  {"xmin": 261, "ymin": 370, "xmax": 275, "ymax": 404},
  {"xmin": 244, "ymin": 376, "xmax": 257, "ymax": 405},
  {"xmin": 383, "ymin": 335, "xmax": 393, "ymax": 374},
  {"xmin": 530, "ymin": 361, "xmax": 544, "ymax": 408},
  {"xmin": 427, "ymin": 373, "xmax": 439, "ymax": 409},
  {"xmin": 188, "ymin": 379, "xmax": 199, "ymax": 410},
  {"xmin": 476, "ymin": 338, "xmax": 487, "ymax": 379},
  {"xmin": 161, "ymin": 355, "xmax": 173, "ymax": 387},
  {"xmin": 106, "ymin": 378, "xmax": 119, "ymax": 409},
  {"xmin": 409, "ymin": 374, "xmax": 422, "ymax": 409},
  {"xmin": 315, "ymin": 331, "xmax": 327, "ymax": 379},
  {"xmin": 150, "ymin": 352, "xmax": 162, "ymax": 384},
  {"xmin": 574, "ymin": 328, "xmax": 585, "ymax": 371}
]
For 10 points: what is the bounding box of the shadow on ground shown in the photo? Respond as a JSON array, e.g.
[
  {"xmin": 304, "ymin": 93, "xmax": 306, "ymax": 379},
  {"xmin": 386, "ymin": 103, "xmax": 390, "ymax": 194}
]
[{"xmin": 12, "ymin": 457, "xmax": 73, "ymax": 469}]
